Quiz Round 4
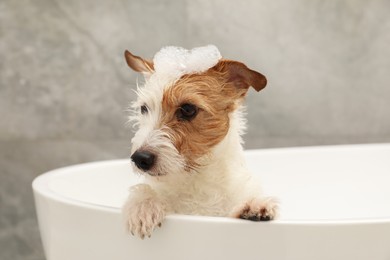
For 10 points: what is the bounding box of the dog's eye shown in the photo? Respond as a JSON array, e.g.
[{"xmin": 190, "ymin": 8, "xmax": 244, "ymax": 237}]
[
  {"xmin": 176, "ymin": 103, "xmax": 198, "ymax": 121},
  {"xmin": 140, "ymin": 105, "xmax": 148, "ymax": 114}
]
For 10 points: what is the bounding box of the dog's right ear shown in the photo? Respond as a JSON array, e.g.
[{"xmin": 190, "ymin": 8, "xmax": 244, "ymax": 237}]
[{"xmin": 124, "ymin": 50, "xmax": 154, "ymax": 74}]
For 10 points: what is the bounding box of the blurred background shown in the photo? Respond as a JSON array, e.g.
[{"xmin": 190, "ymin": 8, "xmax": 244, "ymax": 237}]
[{"xmin": 1, "ymin": 0, "xmax": 389, "ymax": 259}]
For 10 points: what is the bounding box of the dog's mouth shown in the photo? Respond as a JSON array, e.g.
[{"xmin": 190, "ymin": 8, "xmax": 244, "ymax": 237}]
[
  {"xmin": 130, "ymin": 156, "xmax": 196, "ymax": 177},
  {"xmin": 130, "ymin": 152, "xmax": 171, "ymax": 177},
  {"xmin": 130, "ymin": 159, "xmax": 164, "ymax": 177},
  {"xmin": 130, "ymin": 135, "xmax": 189, "ymax": 177},
  {"xmin": 130, "ymin": 161, "xmax": 160, "ymax": 176}
]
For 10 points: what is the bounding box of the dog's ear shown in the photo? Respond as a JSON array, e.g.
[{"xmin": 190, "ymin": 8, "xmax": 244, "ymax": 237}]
[
  {"xmin": 124, "ymin": 50, "xmax": 154, "ymax": 74},
  {"xmin": 212, "ymin": 60, "xmax": 267, "ymax": 94}
]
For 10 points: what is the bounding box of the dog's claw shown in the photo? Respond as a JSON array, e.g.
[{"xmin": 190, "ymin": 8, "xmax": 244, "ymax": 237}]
[
  {"xmin": 233, "ymin": 197, "xmax": 278, "ymax": 222},
  {"xmin": 124, "ymin": 194, "xmax": 166, "ymax": 239},
  {"xmin": 259, "ymin": 215, "xmax": 271, "ymax": 221}
]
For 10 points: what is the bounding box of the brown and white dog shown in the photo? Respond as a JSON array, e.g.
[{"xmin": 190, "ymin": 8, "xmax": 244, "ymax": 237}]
[{"xmin": 122, "ymin": 45, "xmax": 278, "ymax": 239}]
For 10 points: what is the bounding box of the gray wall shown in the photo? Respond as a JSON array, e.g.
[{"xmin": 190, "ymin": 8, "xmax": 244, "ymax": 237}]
[{"xmin": 1, "ymin": 0, "xmax": 389, "ymax": 259}]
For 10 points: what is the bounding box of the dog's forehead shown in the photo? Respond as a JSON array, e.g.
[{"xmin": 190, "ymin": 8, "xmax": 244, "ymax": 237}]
[
  {"xmin": 135, "ymin": 45, "xmax": 223, "ymax": 114},
  {"xmin": 136, "ymin": 75, "xmax": 173, "ymax": 108},
  {"xmin": 153, "ymin": 45, "xmax": 221, "ymax": 79},
  {"xmin": 138, "ymin": 72, "xmax": 213, "ymax": 111}
]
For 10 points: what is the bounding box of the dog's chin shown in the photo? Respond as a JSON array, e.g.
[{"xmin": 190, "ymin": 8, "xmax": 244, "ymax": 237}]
[
  {"xmin": 130, "ymin": 165, "xmax": 162, "ymax": 177},
  {"xmin": 130, "ymin": 162, "xmax": 175, "ymax": 177},
  {"xmin": 145, "ymin": 170, "xmax": 167, "ymax": 177}
]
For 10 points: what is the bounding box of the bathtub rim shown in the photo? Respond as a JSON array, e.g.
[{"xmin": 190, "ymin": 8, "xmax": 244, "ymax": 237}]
[{"xmin": 32, "ymin": 143, "xmax": 390, "ymax": 226}]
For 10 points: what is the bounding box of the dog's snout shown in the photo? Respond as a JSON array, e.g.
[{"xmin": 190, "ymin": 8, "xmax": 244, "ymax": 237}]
[{"xmin": 131, "ymin": 150, "xmax": 156, "ymax": 171}]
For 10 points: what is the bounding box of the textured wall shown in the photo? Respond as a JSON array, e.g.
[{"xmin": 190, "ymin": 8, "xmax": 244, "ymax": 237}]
[{"xmin": 1, "ymin": 0, "xmax": 389, "ymax": 259}]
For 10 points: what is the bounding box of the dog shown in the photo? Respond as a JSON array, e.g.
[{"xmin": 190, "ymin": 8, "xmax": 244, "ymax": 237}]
[{"xmin": 122, "ymin": 45, "xmax": 278, "ymax": 239}]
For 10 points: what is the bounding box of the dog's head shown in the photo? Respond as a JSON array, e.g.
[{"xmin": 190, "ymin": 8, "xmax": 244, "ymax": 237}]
[{"xmin": 125, "ymin": 46, "xmax": 266, "ymax": 177}]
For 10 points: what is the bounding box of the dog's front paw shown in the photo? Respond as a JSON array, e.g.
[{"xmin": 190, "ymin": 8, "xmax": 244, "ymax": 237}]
[
  {"xmin": 124, "ymin": 198, "xmax": 165, "ymax": 239},
  {"xmin": 232, "ymin": 197, "xmax": 279, "ymax": 221}
]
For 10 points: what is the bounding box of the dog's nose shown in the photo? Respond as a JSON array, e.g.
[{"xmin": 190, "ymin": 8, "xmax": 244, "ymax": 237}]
[{"xmin": 131, "ymin": 150, "xmax": 156, "ymax": 171}]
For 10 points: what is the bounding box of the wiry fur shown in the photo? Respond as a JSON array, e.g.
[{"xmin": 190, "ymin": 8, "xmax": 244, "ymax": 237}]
[{"xmin": 123, "ymin": 46, "xmax": 278, "ymax": 239}]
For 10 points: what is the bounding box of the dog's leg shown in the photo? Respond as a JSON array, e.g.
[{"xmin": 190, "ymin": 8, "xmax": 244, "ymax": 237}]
[
  {"xmin": 231, "ymin": 197, "xmax": 279, "ymax": 221},
  {"xmin": 123, "ymin": 184, "xmax": 166, "ymax": 239}
]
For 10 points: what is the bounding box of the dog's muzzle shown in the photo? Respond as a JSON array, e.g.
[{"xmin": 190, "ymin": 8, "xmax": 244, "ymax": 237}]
[{"xmin": 131, "ymin": 150, "xmax": 156, "ymax": 171}]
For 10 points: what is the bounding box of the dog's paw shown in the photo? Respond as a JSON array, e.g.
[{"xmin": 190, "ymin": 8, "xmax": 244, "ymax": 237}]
[
  {"xmin": 232, "ymin": 197, "xmax": 279, "ymax": 221},
  {"xmin": 124, "ymin": 198, "xmax": 165, "ymax": 239}
]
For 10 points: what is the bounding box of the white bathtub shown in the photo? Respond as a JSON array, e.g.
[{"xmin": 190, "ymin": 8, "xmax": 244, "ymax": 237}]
[{"xmin": 33, "ymin": 144, "xmax": 390, "ymax": 260}]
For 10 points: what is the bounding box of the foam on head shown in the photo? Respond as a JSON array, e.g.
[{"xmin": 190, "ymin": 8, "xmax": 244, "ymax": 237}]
[{"xmin": 151, "ymin": 45, "xmax": 222, "ymax": 85}]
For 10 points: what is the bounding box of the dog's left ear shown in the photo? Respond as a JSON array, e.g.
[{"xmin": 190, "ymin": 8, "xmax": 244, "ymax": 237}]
[
  {"xmin": 124, "ymin": 50, "xmax": 155, "ymax": 75},
  {"xmin": 212, "ymin": 60, "xmax": 267, "ymax": 95}
]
